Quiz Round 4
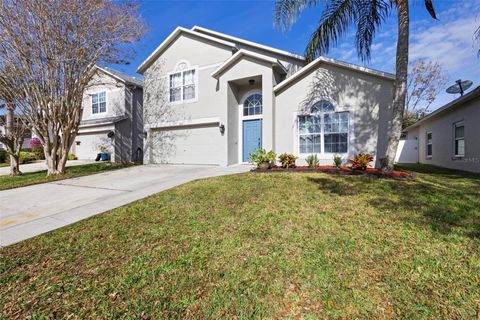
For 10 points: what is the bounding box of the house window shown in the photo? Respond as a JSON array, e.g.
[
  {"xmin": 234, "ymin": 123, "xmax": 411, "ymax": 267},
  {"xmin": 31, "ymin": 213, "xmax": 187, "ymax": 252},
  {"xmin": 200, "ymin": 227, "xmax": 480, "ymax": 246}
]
[
  {"xmin": 169, "ymin": 63, "xmax": 197, "ymax": 103},
  {"xmin": 243, "ymin": 93, "xmax": 262, "ymax": 116},
  {"xmin": 324, "ymin": 112, "xmax": 348, "ymax": 153},
  {"xmin": 92, "ymin": 92, "xmax": 106, "ymax": 114},
  {"xmin": 454, "ymin": 122, "xmax": 464, "ymax": 157},
  {"xmin": 298, "ymin": 100, "xmax": 349, "ymax": 154},
  {"xmin": 299, "ymin": 115, "xmax": 321, "ymax": 153},
  {"xmin": 426, "ymin": 132, "xmax": 432, "ymax": 158}
]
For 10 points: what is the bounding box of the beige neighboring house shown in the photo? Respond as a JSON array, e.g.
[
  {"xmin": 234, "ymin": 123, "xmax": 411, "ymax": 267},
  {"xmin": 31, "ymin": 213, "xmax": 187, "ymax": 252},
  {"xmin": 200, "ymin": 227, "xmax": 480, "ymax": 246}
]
[
  {"xmin": 138, "ymin": 26, "xmax": 395, "ymax": 166},
  {"xmin": 71, "ymin": 66, "xmax": 144, "ymax": 163},
  {"xmin": 401, "ymin": 86, "xmax": 480, "ymax": 173}
]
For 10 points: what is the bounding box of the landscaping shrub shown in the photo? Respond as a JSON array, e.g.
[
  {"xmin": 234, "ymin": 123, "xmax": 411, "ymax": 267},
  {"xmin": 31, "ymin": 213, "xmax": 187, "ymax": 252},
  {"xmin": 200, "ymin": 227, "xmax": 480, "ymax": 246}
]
[
  {"xmin": 333, "ymin": 155, "xmax": 342, "ymax": 167},
  {"xmin": 305, "ymin": 154, "xmax": 319, "ymax": 167},
  {"xmin": 249, "ymin": 148, "xmax": 276, "ymax": 169},
  {"xmin": 278, "ymin": 153, "xmax": 297, "ymax": 168},
  {"xmin": 19, "ymin": 151, "xmax": 37, "ymax": 164},
  {"xmin": 349, "ymin": 153, "xmax": 374, "ymax": 171},
  {"xmin": 68, "ymin": 154, "xmax": 78, "ymax": 161},
  {"xmin": 30, "ymin": 137, "xmax": 45, "ymax": 160},
  {"xmin": 0, "ymin": 149, "xmax": 7, "ymax": 163}
]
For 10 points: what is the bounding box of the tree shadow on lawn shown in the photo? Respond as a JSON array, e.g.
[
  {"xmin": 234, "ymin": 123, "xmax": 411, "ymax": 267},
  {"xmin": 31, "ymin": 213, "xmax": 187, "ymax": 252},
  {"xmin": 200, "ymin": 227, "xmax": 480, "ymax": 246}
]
[{"xmin": 307, "ymin": 170, "xmax": 480, "ymax": 240}]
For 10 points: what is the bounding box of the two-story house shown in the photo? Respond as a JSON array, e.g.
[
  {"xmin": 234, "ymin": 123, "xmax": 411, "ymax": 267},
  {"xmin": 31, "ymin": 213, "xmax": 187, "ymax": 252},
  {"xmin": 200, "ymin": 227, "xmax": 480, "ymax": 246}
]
[
  {"xmin": 71, "ymin": 66, "xmax": 144, "ymax": 163},
  {"xmin": 138, "ymin": 26, "xmax": 395, "ymax": 166}
]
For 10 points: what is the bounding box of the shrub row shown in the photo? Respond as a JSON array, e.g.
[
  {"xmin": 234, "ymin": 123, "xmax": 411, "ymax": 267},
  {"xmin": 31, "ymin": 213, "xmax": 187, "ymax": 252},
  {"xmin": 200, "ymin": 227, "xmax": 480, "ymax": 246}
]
[{"xmin": 249, "ymin": 148, "xmax": 374, "ymax": 171}]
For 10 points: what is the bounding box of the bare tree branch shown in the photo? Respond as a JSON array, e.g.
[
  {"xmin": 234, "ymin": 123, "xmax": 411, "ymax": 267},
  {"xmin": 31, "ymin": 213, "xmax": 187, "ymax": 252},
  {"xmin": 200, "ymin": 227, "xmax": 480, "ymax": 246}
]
[{"xmin": 0, "ymin": 0, "xmax": 145, "ymax": 175}]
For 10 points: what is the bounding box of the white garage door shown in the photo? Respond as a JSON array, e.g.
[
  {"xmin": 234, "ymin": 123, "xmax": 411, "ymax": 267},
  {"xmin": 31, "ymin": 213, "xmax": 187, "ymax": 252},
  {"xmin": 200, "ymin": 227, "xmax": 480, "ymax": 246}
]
[
  {"xmin": 151, "ymin": 124, "xmax": 222, "ymax": 165},
  {"xmin": 75, "ymin": 132, "xmax": 112, "ymax": 160}
]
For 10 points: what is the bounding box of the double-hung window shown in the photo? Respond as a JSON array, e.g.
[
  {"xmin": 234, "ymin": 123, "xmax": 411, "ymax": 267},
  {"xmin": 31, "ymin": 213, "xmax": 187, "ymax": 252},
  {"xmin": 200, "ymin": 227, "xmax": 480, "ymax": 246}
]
[
  {"xmin": 298, "ymin": 100, "xmax": 349, "ymax": 155},
  {"xmin": 454, "ymin": 122, "xmax": 464, "ymax": 157},
  {"xmin": 426, "ymin": 132, "xmax": 432, "ymax": 158},
  {"xmin": 324, "ymin": 112, "xmax": 349, "ymax": 153},
  {"xmin": 92, "ymin": 91, "xmax": 106, "ymax": 114},
  {"xmin": 299, "ymin": 115, "xmax": 321, "ymax": 153},
  {"xmin": 169, "ymin": 66, "xmax": 197, "ymax": 103}
]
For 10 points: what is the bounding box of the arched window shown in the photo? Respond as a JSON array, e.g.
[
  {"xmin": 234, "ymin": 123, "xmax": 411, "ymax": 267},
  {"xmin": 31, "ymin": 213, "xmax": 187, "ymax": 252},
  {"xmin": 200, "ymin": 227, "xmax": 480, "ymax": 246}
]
[
  {"xmin": 243, "ymin": 93, "xmax": 262, "ymax": 116},
  {"xmin": 298, "ymin": 100, "xmax": 349, "ymax": 154}
]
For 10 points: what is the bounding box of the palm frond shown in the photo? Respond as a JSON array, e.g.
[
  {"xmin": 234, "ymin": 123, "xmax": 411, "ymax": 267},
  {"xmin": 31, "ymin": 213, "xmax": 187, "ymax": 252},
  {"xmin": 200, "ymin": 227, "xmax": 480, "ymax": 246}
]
[
  {"xmin": 304, "ymin": 0, "xmax": 359, "ymax": 62},
  {"xmin": 355, "ymin": 0, "xmax": 391, "ymax": 62},
  {"xmin": 424, "ymin": 0, "xmax": 437, "ymax": 19},
  {"xmin": 274, "ymin": 0, "xmax": 321, "ymax": 31}
]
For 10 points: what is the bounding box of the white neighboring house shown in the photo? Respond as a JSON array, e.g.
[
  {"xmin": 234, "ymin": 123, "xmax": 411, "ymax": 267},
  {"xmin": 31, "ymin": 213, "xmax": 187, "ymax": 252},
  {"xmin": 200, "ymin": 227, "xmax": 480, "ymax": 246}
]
[
  {"xmin": 138, "ymin": 26, "xmax": 396, "ymax": 166},
  {"xmin": 401, "ymin": 86, "xmax": 480, "ymax": 173},
  {"xmin": 71, "ymin": 66, "xmax": 144, "ymax": 163}
]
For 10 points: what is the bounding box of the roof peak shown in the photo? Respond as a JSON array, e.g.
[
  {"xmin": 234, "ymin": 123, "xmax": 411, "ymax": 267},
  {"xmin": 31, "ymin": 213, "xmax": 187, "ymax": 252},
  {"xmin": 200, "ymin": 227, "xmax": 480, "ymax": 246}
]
[{"xmin": 191, "ymin": 25, "xmax": 305, "ymax": 62}]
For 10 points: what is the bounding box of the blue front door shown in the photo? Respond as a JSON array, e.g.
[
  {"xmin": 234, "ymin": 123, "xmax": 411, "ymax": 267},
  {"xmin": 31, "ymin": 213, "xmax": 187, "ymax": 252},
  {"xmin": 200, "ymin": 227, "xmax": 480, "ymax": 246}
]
[{"xmin": 243, "ymin": 119, "xmax": 262, "ymax": 162}]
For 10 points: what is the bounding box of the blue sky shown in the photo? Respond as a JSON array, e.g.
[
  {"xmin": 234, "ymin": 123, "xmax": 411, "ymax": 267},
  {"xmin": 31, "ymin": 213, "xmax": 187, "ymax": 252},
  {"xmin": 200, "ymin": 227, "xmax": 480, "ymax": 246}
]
[{"xmin": 114, "ymin": 0, "xmax": 480, "ymax": 111}]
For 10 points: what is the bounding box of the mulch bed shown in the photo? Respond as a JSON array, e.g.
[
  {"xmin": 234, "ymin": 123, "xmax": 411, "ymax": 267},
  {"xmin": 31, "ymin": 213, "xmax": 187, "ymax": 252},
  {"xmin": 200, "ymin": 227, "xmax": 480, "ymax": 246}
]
[{"xmin": 252, "ymin": 165, "xmax": 415, "ymax": 180}]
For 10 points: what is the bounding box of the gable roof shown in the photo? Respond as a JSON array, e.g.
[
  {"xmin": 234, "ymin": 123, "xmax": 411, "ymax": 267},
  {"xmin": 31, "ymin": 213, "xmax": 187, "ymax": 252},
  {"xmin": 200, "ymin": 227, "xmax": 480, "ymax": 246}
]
[
  {"xmin": 211, "ymin": 49, "xmax": 287, "ymax": 79},
  {"xmin": 96, "ymin": 66, "xmax": 143, "ymax": 87},
  {"xmin": 136, "ymin": 27, "xmax": 236, "ymax": 74},
  {"xmin": 274, "ymin": 56, "xmax": 395, "ymax": 93},
  {"xmin": 404, "ymin": 86, "xmax": 480, "ymax": 131},
  {"xmin": 191, "ymin": 26, "xmax": 305, "ymax": 62}
]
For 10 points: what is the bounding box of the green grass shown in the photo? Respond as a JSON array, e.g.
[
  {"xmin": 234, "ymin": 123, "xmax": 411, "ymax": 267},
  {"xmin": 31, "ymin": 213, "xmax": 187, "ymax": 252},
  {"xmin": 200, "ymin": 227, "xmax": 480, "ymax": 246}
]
[
  {"xmin": 0, "ymin": 162, "xmax": 9, "ymax": 168},
  {"xmin": 1, "ymin": 164, "xmax": 479, "ymax": 319},
  {"xmin": 0, "ymin": 162, "xmax": 132, "ymax": 190}
]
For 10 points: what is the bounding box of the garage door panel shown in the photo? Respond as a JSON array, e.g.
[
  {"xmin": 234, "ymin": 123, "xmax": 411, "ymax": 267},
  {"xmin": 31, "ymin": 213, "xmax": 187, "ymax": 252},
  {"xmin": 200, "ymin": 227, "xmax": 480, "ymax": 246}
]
[
  {"xmin": 75, "ymin": 132, "xmax": 112, "ymax": 160},
  {"xmin": 151, "ymin": 124, "xmax": 222, "ymax": 165}
]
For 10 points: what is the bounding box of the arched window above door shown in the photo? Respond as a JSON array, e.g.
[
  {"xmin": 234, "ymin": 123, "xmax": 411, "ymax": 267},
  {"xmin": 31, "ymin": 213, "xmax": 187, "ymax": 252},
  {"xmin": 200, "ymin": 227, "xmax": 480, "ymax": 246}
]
[{"xmin": 243, "ymin": 93, "xmax": 262, "ymax": 116}]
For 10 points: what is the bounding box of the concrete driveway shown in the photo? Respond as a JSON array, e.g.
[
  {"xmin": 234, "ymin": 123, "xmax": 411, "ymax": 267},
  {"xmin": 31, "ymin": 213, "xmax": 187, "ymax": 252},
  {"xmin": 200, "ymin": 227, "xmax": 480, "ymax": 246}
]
[
  {"xmin": 0, "ymin": 164, "xmax": 251, "ymax": 247},
  {"xmin": 0, "ymin": 160, "xmax": 94, "ymax": 176}
]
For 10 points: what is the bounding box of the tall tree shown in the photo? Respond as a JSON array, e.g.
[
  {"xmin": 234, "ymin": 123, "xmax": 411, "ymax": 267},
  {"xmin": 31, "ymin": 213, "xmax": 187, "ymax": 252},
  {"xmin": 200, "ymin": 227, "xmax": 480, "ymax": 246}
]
[
  {"xmin": 0, "ymin": 0, "xmax": 145, "ymax": 175},
  {"xmin": 274, "ymin": 0, "xmax": 438, "ymax": 170},
  {"xmin": 403, "ymin": 58, "xmax": 447, "ymax": 129}
]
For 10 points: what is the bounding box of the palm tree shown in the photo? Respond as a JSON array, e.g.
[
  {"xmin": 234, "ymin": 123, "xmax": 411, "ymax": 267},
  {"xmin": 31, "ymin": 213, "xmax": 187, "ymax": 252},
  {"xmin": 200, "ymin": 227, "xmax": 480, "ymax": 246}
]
[{"xmin": 274, "ymin": 0, "xmax": 437, "ymax": 170}]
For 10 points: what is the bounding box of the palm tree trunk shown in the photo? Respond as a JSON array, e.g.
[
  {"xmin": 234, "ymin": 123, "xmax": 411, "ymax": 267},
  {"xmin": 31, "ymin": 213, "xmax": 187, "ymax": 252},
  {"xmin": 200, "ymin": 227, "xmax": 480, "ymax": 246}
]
[{"xmin": 383, "ymin": 0, "xmax": 409, "ymax": 171}]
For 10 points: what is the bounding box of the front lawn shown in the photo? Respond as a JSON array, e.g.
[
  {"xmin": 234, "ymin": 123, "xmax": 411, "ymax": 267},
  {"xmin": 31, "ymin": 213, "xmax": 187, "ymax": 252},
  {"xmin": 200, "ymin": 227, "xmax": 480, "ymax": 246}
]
[
  {"xmin": 0, "ymin": 162, "xmax": 132, "ymax": 190},
  {"xmin": 1, "ymin": 164, "xmax": 479, "ymax": 318}
]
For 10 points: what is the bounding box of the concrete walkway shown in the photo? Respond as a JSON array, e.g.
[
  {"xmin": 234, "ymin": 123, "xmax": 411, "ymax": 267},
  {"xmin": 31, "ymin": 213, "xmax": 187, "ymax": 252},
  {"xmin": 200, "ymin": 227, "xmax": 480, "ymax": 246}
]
[
  {"xmin": 0, "ymin": 160, "xmax": 94, "ymax": 176},
  {"xmin": 0, "ymin": 164, "xmax": 251, "ymax": 247}
]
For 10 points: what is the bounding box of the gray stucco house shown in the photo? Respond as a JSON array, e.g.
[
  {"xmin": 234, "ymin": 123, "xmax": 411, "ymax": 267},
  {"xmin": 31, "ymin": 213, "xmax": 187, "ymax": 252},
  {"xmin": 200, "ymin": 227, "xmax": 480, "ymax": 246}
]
[
  {"xmin": 71, "ymin": 66, "xmax": 144, "ymax": 163},
  {"xmin": 138, "ymin": 26, "xmax": 395, "ymax": 166},
  {"xmin": 403, "ymin": 86, "xmax": 480, "ymax": 173}
]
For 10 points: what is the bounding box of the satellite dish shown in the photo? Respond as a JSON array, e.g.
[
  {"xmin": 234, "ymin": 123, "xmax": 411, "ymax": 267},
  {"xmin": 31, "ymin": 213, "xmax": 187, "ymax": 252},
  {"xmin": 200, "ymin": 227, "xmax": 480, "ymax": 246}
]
[{"xmin": 446, "ymin": 79, "xmax": 473, "ymax": 96}]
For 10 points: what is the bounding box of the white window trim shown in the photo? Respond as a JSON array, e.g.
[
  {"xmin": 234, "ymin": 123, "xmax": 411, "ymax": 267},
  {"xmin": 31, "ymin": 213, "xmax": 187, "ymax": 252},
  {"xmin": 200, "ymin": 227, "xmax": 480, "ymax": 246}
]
[
  {"xmin": 294, "ymin": 109, "xmax": 350, "ymax": 157},
  {"xmin": 426, "ymin": 131, "xmax": 432, "ymax": 159},
  {"xmin": 453, "ymin": 121, "xmax": 465, "ymax": 158},
  {"xmin": 238, "ymin": 89, "xmax": 263, "ymax": 164},
  {"xmin": 90, "ymin": 91, "xmax": 108, "ymax": 116},
  {"xmin": 167, "ymin": 63, "xmax": 199, "ymax": 105}
]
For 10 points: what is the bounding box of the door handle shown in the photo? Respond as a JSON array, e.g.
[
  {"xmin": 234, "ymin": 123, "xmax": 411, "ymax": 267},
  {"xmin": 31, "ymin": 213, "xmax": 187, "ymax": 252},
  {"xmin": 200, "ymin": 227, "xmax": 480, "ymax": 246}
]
[{"xmin": 258, "ymin": 138, "xmax": 261, "ymax": 148}]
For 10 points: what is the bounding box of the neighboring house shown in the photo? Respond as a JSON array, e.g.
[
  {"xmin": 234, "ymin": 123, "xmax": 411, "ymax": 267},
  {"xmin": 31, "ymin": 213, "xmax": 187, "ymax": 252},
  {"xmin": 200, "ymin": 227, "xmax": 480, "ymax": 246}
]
[
  {"xmin": 138, "ymin": 26, "xmax": 395, "ymax": 166},
  {"xmin": 0, "ymin": 114, "xmax": 32, "ymax": 150},
  {"xmin": 401, "ymin": 86, "xmax": 480, "ymax": 173},
  {"xmin": 71, "ymin": 66, "xmax": 144, "ymax": 163}
]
